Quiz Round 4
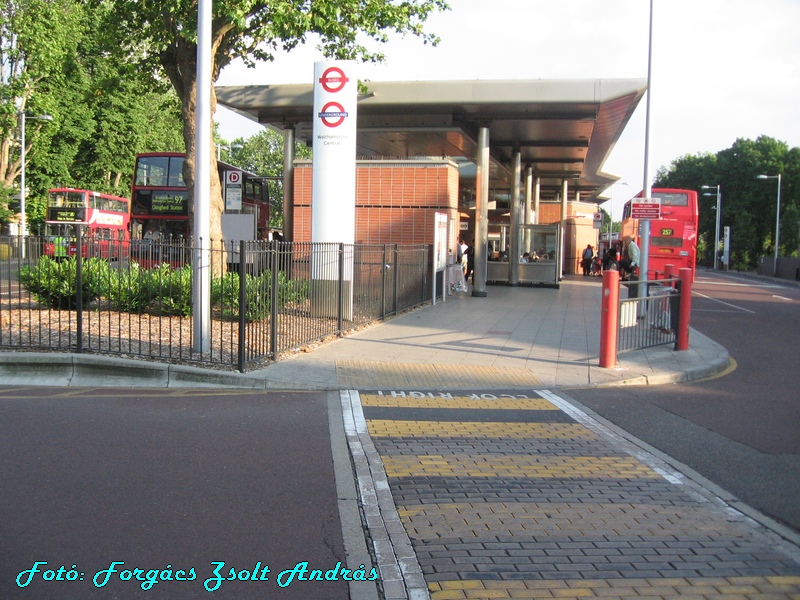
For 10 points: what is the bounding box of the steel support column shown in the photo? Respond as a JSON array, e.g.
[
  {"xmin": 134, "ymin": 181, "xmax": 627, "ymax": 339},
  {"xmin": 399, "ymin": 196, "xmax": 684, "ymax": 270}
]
[
  {"xmin": 524, "ymin": 166, "xmax": 533, "ymax": 254},
  {"xmin": 508, "ymin": 151, "xmax": 522, "ymax": 285},
  {"xmin": 524, "ymin": 167, "xmax": 533, "ymax": 225},
  {"xmin": 560, "ymin": 179, "xmax": 569, "ymax": 278},
  {"xmin": 282, "ymin": 125, "xmax": 295, "ymax": 242},
  {"xmin": 472, "ymin": 126, "xmax": 490, "ymax": 297}
]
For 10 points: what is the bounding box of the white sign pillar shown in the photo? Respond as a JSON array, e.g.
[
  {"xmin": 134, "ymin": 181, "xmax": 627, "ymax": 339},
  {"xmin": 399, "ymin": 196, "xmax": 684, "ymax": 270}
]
[{"xmin": 311, "ymin": 61, "xmax": 358, "ymax": 318}]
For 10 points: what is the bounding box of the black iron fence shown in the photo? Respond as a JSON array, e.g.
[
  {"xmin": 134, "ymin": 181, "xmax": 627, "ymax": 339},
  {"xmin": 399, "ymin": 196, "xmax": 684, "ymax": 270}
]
[
  {"xmin": 0, "ymin": 236, "xmax": 432, "ymax": 372},
  {"xmin": 617, "ymin": 276, "xmax": 681, "ymax": 352}
]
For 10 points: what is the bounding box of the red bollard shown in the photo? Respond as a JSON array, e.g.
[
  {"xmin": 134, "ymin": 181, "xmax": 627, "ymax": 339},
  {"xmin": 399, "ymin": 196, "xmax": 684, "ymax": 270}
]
[
  {"xmin": 665, "ymin": 263, "xmax": 677, "ymax": 287},
  {"xmin": 599, "ymin": 269, "xmax": 620, "ymax": 368},
  {"xmin": 676, "ymin": 267, "xmax": 692, "ymax": 351}
]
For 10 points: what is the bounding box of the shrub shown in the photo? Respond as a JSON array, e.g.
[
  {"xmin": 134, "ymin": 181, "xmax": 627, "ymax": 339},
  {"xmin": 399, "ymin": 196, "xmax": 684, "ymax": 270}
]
[
  {"xmin": 147, "ymin": 264, "xmax": 193, "ymax": 317},
  {"xmin": 212, "ymin": 270, "xmax": 271, "ymax": 322},
  {"xmin": 19, "ymin": 257, "xmax": 307, "ymax": 321},
  {"xmin": 211, "ymin": 269, "xmax": 309, "ymax": 322},
  {"xmin": 105, "ymin": 262, "xmax": 151, "ymax": 312},
  {"xmin": 19, "ymin": 256, "xmax": 110, "ymax": 309}
]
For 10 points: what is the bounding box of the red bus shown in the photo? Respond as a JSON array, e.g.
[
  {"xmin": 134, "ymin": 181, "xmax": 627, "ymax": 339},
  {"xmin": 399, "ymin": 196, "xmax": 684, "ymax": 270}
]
[
  {"xmin": 130, "ymin": 152, "xmax": 269, "ymax": 242},
  {"xmin": 620, "ymin": 188, "xmax": 698, "ymax": 280},
  {"xmin": 44, "ymin": 188, "xmax": 131, "ymax": 259}
]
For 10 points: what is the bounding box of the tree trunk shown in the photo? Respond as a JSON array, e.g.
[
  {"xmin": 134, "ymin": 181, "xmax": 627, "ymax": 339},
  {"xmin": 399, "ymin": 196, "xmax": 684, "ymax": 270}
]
[{"xmin": 161, "ymin": 38, "xmax": 227, "ymax": 274}]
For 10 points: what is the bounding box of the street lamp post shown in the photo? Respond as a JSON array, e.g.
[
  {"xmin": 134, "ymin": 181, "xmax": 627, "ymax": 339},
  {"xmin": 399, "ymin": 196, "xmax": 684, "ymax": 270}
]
[
  {"xmin": 701, "ymin": 185, "xmax": 721, "ymax": 270},
  {"xmin": 18, "ymin": 112, "xmax": 53, "ymax": 238},
  {"xmin": 604, "ymin": 181, "xmax": 628, "ymax": 239},
  {"xmin": 217, "ymin": 143, "xmax": 242, "ymax": 161},
  {"xmin": 757, "ymin": 174, "xmax": 782, "ymax": 276}
]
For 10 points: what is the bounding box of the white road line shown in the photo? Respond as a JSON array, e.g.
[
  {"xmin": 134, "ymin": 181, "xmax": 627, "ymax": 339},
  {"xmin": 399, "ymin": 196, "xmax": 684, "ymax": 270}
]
[
  {"xmin": 773, "ymin": 295, "xmax": 794, "ymax": 302},
  {"xmin": 692, "ymin": 291, "xmax": 756, "ymax": 314},
  {"xmin": 696, "ymin": 279, "xmax": 781, "ymax": 289}
]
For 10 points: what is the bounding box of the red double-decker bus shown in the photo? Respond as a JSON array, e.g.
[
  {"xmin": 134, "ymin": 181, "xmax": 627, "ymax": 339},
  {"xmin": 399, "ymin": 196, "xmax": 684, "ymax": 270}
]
[
  {"xmin": 130, "ymin": 152, "xmax": 269, "ymax": 242},
  {"xmin": 44, "ymin": 188, "xmax": 131, "ymax": 259},
  {"xmin": 620, "ymin": 188, "xmax": 698, "ymax": 280}
]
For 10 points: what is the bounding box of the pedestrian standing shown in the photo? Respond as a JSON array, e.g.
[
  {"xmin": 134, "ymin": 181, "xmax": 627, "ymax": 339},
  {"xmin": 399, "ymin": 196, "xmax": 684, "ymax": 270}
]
[{"xmin": 581, "ymin": 244, "xmax": 594, "ymax": 276}]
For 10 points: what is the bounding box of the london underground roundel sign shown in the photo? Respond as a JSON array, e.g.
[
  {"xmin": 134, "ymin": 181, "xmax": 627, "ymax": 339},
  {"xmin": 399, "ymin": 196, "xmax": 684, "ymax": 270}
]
[
  {"xmin": 318, "ymin": 67, "xmax": 349, "ymax": 93},
  {"xmin": 319, "ymin": 102, "xmax": 348, "ymax": 128}
]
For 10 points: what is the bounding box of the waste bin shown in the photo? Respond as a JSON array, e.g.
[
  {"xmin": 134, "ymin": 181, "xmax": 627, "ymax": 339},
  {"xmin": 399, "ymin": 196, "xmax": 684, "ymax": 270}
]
[
  {"xmin": 620, "ymin": 299, "xmax": 639, "ymax": 328},
  {"xmin": 648, "ymin": 284, "xmax": 676, "ymax": 331}
]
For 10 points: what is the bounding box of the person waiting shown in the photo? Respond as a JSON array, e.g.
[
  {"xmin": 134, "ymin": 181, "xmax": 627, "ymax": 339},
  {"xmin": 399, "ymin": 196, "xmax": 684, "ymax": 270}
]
[{"xmin": 581, "ymin": 244, "xmax": 594, "ymax": 276}]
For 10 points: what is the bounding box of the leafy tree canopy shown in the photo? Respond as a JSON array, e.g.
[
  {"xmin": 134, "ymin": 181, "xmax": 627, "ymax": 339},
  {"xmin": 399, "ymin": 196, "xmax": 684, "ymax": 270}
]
[
  {"xmin": 104, "ymin": 0, "xmax": 449, "ymax": 244},
  {"xmin": 220, "ymin": 129, "xmax": 311, "ymax": 229},
  {"xmin": 1, "ymin": 0, "xmax": 185, "ymax": 231},
  {"xmin": 655, "ymin": 136, "xmax": 799, "ymax": 267}
]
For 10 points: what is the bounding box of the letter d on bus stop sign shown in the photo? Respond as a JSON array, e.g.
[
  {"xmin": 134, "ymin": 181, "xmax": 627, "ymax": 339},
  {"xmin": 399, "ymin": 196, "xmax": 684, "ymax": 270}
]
[{"xmin": 225, "ymin": 170, "xmax": 243, "ymax": 210}]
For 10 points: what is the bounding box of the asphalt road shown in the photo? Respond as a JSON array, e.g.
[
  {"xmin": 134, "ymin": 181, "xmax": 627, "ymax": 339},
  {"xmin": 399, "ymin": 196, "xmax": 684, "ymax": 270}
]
[
  {"xmin": 0, "ymin": 388, "xmax": 351, "ymax": 600},
  {"xmin": 569, "ymin": 270, "xmax": 800, "ymax": 534}
]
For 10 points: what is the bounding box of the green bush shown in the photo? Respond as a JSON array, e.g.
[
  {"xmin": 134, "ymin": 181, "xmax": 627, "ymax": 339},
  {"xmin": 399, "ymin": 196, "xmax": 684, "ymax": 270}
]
[
  {"xmin": 19, "ymin": 257, "xmax": 307, "ymax": 321},
  {"xmin": 147, "ymin": 263, "xmax": 193, "ymax": 317},
  {"xmin": 211, "ymin": 269, "xmax": 309, "ymax": 323},
  {"xmin": 212, "ymin": 270, "xmax": 272, "ymax": 322},
  {"xmin": 19, "ymin": 256, "xmax": 110, "ymax": 309},
  {"xmin": 105, "ymin": 262, "xmax": 151, "ymax": 312}
]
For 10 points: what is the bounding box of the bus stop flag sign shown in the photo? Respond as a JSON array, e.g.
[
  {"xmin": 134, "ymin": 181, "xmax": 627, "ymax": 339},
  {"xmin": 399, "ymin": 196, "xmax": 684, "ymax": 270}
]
[{"xmin": 630, "ymin": 198, "xmax": 661, "ymax": 219}]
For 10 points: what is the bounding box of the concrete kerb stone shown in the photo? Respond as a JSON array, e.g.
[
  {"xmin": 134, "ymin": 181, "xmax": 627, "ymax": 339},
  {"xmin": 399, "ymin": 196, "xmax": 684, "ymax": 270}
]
[
  {"xmin": 166, "ymin": 363, "xmax": 265, "ymax": 389},
  {"xmin": 71, "ymin": 353, "xmax": 170, "ymax": 387},
  {"xmin": 0, "ymin": 352, "xmax": 74, "ymax": 386},
  {"xmin": 0, "ymin": 352, "xmax": 269, "ymax": 389},
  {"xmin": 582, "ymin": 327, "xmax": 732, "ymax": 389}
]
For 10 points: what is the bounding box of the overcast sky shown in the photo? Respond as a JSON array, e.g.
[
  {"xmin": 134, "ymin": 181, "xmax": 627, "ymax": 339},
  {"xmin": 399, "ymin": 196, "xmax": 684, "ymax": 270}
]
[{"xmin": 215, "ymin": 0, "xmax": 800, "ymax": 219}]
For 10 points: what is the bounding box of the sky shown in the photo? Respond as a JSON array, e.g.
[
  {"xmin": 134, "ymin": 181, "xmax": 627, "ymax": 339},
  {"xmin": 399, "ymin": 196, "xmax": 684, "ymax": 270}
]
[{"xmin": 214, "ymin": 0, "xmax": 800, "ymax": 220}]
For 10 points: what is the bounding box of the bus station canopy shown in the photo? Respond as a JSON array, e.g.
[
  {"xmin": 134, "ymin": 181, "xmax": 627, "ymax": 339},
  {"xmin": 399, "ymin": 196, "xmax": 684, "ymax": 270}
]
[{"xmin": 215, "ymin": 78, "xmax": 647, "ymax": 205}]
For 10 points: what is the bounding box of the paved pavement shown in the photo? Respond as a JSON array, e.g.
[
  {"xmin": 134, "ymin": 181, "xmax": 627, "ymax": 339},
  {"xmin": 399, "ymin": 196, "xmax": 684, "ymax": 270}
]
[
  {"xmin": 3, "ymin": 275, "xmax": 800, "ymax": 599},
  {"xmin": 0, "ymin": 275, "xmax": 730, "ymax": 390}
]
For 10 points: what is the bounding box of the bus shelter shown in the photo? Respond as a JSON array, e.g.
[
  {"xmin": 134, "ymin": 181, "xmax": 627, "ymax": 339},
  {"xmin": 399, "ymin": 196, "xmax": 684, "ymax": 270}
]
[
  {"xmin": 487, "ymin": 224, "xmax": 560, "ymax": 287},
  {"xmin": 216, "ymin": 78, "xmax": 647, "ymax": 295}
]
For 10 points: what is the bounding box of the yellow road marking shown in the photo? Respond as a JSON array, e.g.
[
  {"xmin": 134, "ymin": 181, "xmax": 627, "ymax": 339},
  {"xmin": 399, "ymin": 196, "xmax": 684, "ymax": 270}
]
[
  {"xmin": 360, "ymin": 394, "xmax": 557, "ymax": 410},
  {"xmin": 368, "ymin": 420, "xmax": 597, "ymax": 440},
  {"xmin": 382, "ymin": 454, "xmax": 659, "ymax": 480}
]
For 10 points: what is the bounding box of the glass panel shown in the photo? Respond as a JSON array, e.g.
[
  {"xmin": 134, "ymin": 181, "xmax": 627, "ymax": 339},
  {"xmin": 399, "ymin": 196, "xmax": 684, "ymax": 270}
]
[
  {"xmin": 521, "ymin": 229, "xmax": 557, "ymax": 261},
  {"xmin": 168, "ymin": 156, "xmax": 185, "ymax": 186},
  {"xmin": 136, "ymin": 156, "xmax": 170, "ymax": 186},
  {"xmin": 652, "ymin": 191, "xmax": 688, "ymax": 206}
]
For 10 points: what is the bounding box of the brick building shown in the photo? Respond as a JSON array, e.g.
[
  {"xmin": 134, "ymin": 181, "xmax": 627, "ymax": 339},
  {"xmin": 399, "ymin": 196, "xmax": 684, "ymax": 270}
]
[{"xmin": 292, "ymin": 159, "xmax": 461, "ymax": 246}]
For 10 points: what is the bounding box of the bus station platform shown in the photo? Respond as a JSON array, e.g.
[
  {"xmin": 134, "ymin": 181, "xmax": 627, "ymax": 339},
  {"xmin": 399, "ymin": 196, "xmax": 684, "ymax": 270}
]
[
  {"xmin": 248, "ymin": 274, "xmax": 729, "ymax": 392},
  {"xmin": 0, "ymin": 275, "xmax": 730, "ymax": 390}
]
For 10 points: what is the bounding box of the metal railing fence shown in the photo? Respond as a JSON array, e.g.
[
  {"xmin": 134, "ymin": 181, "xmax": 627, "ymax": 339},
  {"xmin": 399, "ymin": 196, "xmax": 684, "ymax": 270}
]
[
  {"xmin": 617, "ymin": 276, "xmax": 681, "ymax": 352},
  {"xmin": 0, "ymin": 236, "xmax": 432, "ymax": 372}
]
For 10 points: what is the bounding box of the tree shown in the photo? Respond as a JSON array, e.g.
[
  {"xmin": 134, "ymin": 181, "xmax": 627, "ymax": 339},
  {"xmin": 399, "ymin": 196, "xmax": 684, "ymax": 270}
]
[
  {"xmin": 69, "ymin": 2, "xmax": 185, "ymax": 196},
  {"xmin": 106, "ymin": 0, "xmax": 449, "ymax": 250},
  {"xmin": 0, "ymin": 0, "xmax": 83, "ymax": 228},
  {"xmin": 1, "ymin": 0, "xmax": 186, "ymax": 231},
  {"xmin": 221, "ymin": 129, "xmax": 311, "ymax": 229},
  {"xmin": 655, "ymin": 136, "xmax": 798, "ymax": 268}
]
